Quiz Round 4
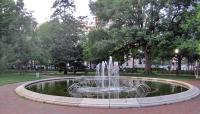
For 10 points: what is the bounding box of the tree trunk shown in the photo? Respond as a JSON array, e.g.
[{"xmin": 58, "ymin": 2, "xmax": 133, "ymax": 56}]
[
  {"xmin": 73, "ymin": 66, "xmax": 77, "ymax": 75},
  {"xmin": 73, "ymin": 69, "xmax": 76, "ymax": 75},
  {"xmin": 194, "ymin": 60, "xmax": 199, "ymax": 79},
  {"xmin": 18, "ymin": 63, "xmax": 23, "ymax": 75},
  {"xmin": 177, "ymin": 54, "xmax": 182, "ymax": 73},
  {"xmin": 161, "ymin": 59, "xmax": 164, "ymax": 73},
  {"xmin": 64, "ymin": 63, "xmax": 68, "ymax": 75},
  {"xmin": 187, "ymin": 58, "xmax": 189, "ymax": 71},
  {"xmin": 144, "ymin": 46, "xmax": 151, "ymax": 75},
  {"xmin": 89, "ymin": 61, "xmax": 92, "ymax": 69},
  {"xmin": 64, "ymin": 69, "xmax": 68, "ymax": 75},
  {"xmin": 132, "ymin": 56, "xmax": 134, "ymax": 73}
]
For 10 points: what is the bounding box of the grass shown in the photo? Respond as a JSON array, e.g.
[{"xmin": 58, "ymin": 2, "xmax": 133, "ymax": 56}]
[
  {"xmin": 120, "ymin": 73, "xmax": 196, "ymax": 80},
  {"xmin": 0, "ymin": 70, "xmax": 197, "ymax": 86},
  {"xmin": 81, "ymin": 71, "xmax": 196, "ymax": 80},
  {"xmin": 40, "ymin": 70, "xmax": 196, "ymax": 80},
  {"xmin": 0, "ymin": 73, "xmax": 45, "ymax": 86}
]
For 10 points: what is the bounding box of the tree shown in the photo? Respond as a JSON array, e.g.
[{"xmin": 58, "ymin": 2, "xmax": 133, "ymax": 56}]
[
  {"xmin": 52, "ymin": 0, "xmax": 75, "ymax": 20},
  {"xmin": 0, "ymin": 0, "xmax": 17, "ymax": 70},
  {"xmin": 50, "ymin": 0, "xmax": 85, "ymax": 74},
  {"xmin": 178, "ymin": 4, "xmax": 200, "ymax": 77},
  {"xmin": 89, "ymin": 0, "xmax": 162, "ymax": 74},
  {"xmin": 89, "ymin": 0, "xmax": 196, "ymax": 75},
  {"xmin": 13, "ymin": 0, "xmax": 37, "ymax": 71},
  {"xmin": 84, "ymin": 29, "xmax": 115, "ymax": 61},
  {"xmin": 36, "ymin": 21, "xmax": 58, "ymax": 65},
  {"xmin": 0, "ymin": 0, "xmax": 36, "ymax": 71}
]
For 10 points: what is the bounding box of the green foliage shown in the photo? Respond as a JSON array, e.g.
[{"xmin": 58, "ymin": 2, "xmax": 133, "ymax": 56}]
[
  {"xmin": 36, "ymin": 18, "xmax": 85, "ymax": 68},
  {"xmin": 52, "ymin": 0, "xmax": 75, "ymax": 19},
  {"xmin": 36, "ymin": 21, "xmax": 60, "ymax": 64},
  {"xmin": 0, "ymin": 0, "xmax": 37, "ymax": 70},
  {"xmin": 84, "ymin": 29, "xmax": 115, "ymax": 61},
  {"xmin": 175, "ymin": 4, "xmax": 200, "ymax": 61},
  {"xmin": 51, "ymin": 20, "xmax": 84, "ymax": 63},
  {"xmin": 43, "ymin": 1, "xmax": 86, "ymax": 72},
  {"xmin": 0, "ymin": 0, "xmax": 86, "ymax": 72},
  {"xmin": 88, "ymin": 0, "xmax": 198, "ymax": 74}
]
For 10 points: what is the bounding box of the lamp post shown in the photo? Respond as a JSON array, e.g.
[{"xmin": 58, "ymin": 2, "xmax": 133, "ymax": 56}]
[{"xmin": 174, "ymin": 48, "xmax": 179, "ymax": 74}]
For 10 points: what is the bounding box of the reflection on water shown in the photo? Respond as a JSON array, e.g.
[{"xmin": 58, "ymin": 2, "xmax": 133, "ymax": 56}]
[{"xmin": 26, "ymin": 79, "xmax": 188, "ymax": 99}]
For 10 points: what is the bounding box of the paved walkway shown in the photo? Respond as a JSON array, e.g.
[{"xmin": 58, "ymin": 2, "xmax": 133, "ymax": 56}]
[{"xmin": 0, "ymin": 80, "xmax": 200, "ymax": 114}]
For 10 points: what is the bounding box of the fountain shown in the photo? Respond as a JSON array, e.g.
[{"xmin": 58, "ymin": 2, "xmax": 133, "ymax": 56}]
[
  {"xmin": 68, "ymin": 56, "xmax": 151, "ymax": 98},
  {"xmin": 15, "ymin": 57, "xmax": 200, "ymax": 108}
]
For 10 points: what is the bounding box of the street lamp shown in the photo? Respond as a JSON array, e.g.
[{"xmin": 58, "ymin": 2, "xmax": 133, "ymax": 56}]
[
  {"xmin": 174, "ymin": 48, "xmax": 179, "ymax": 74},
  {"xmin": 174, "ymin": 48, "xmax": 179, "ymax": 54}
]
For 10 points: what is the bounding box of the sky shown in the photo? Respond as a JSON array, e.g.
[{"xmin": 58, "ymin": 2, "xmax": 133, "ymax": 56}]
[{"xmin": 21, "ymin": 0, "xmax": 92, "ymax": 24}]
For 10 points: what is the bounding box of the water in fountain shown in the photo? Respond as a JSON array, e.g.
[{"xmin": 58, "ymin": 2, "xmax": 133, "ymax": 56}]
[
  {"xmin": 95, "ymin": 56, "xmax": 120, "ymax": 91},
  {"xmin": 68, "ymin": 56, "xmax": 151, "ymax": 98}
]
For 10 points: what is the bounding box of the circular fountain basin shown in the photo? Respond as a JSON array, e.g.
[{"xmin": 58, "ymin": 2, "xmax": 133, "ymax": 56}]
[{"xmin": 15, "ymin": 76, "xmax": 200, "ymax": 108}]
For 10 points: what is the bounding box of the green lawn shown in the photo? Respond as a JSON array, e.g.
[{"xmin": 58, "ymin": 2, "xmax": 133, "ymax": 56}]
[
  {"xmin": 81, "ymin": 72, "xmax": 196, "ymax": 80},
  {"xmin": 0, "ymin": 73, "xmax": 45, "ymax": 86},
  {"xmin": 120, "ymin": 73, "xmax": 196, "ymax": 80},
  {"xmin": 40, "ymin": 71, "xmax": 197, "ymax": 80},
  {"xmin": 0, "ymin": 71, "xmax": 197, "ymax": 86}
]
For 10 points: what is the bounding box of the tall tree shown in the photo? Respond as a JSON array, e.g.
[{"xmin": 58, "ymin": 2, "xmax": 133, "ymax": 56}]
[
  {"xmin": 89, "ymin": 0, "xmax": 196, "ymax": 74},
  {"xmin": 178, "ymin": 4, "xmax": 200, "ymax": 76},
  {"xmin": 50, "ymin": 0, "xmax": 85, "ymax": 74},
  {"xmin": 52, "ymin": 0, "xmax": 75, "ymax": 20},
  {"xmin": 0, "ymin": 0, "xmax": 36, "ymax": 71}
]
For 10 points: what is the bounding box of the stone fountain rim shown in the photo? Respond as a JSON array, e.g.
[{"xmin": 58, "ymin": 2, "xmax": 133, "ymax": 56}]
[{"xmin": 15, "ymin": 76, "xmax": 200, "ymax": 108}]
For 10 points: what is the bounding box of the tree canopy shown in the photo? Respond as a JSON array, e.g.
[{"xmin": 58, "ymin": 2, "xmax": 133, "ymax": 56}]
[
  {"xmin": 86, "ymin": 0, "xmax": 198, "ymax": 74},
  {"xmin": 0, "ymin": 0, "xmax": 37, "ymax": 71}
]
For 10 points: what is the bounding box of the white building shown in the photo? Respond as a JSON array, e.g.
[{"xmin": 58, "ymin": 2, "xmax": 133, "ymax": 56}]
[{"xmin": 122, "ymin": 56, "xmax": 145, "ymax": 68}]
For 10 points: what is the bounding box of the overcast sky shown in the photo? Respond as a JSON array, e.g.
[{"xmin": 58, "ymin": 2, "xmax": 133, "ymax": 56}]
[{"xmin": 22, "ymin": 0, "xmax": 92, "ymax": 24}]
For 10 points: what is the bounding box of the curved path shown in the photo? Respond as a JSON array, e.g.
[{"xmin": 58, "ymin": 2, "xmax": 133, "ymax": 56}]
[{"xmin": 0, "ymin": 80, "xmax": 200, "ymax": 114}]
